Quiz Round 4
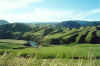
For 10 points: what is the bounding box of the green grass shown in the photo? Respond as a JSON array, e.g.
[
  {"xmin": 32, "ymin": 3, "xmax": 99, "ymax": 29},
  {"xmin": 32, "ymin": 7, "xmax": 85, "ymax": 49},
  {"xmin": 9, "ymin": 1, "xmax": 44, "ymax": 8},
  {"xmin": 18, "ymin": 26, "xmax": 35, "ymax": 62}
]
[
  {"xmin": 0, "ymin": 40, "xmax": 100, "ymax": 65},
  {"xmin": 0, "ymin": 43, "xmax": 100, "ymax": 59},
  {"xmin": 0, "ymin": 40, "xmax": 100, "ymax": 58},
  {"xmin": 0, "ymin": 39, "xmax": 27, "ymax": 44},
  {"xmin": 0, "ymin": 39, "xmax": 27, "ymax": 49},
  {"xmin": 0, "ymin": 43, "xmax": 25, "ymax": 49},
  {"xmin": 37, "ymin": 44, "xmax": 100, "ymax": 58}
]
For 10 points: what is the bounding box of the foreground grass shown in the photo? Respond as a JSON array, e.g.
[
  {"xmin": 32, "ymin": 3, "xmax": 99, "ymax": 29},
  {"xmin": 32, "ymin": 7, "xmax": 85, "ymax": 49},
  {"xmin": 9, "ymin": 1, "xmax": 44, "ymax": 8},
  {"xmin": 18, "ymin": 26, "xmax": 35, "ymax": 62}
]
[
  {"xmin": 0, "ymin": 56, "xmax": 100, "ymax": 66},
  {"xmin": 0, "ymin": 40, "xmax": 100, "ymax": 65},
  {"xmin": 0, "ymin": 44, "xmax": 100, "ymax": 59}
]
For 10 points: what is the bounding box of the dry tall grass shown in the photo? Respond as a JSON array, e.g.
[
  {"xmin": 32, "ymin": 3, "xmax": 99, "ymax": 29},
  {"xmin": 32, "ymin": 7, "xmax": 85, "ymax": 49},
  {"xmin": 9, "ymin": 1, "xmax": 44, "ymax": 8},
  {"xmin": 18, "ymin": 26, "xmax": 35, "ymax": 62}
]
[{"xmin": 0, "ymin": 47, "xmax": 100, "ymax": 66}]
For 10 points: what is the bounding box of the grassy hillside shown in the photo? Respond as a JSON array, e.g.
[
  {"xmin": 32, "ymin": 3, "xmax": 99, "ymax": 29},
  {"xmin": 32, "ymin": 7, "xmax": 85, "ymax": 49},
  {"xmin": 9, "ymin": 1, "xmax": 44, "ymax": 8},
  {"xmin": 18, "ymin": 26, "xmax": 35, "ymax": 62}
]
[
  {"xmin": 0, "ymin": 41, "xmax": 99, "ymax": 58},
  {"xmin": 0, "ymin": 39, "xmax": 27, "ymax": 49},
  {"xmin": 0, "ymin": 39, "xmax": 99, "ymax": 65},
  {"xmin": 0, "ymin": 22, "xmax": 100, "ymax": 44},
  {"xmin": 42, "ymin": 26, "xmax": 100, "ymax": 45},
  {"xmin": 0, "ymin": 20, "xmax": 100, "ymax": 65}
]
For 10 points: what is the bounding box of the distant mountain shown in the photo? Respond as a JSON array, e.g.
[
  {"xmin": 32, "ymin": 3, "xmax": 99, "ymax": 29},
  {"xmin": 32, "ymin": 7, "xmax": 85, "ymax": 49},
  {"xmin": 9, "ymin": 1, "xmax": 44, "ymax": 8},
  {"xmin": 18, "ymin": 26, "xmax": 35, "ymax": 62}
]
[
  {"xmin": 0, "ymin": 20, "xmax": 9, "ymax": 25},
  {"xmin": 0, "ymin": 23, "xmax": 32, "ymax": 32},
  {"xmin": 0, "ymin": 20, "xmax": 100, "ymax": 30},
  {"xmin": 77, "ymin": 21, "xmax": 100, "ymax": 26},
  {"xmin": 58, "ymin": 20, "xmax": 100, "ymax": 28}
]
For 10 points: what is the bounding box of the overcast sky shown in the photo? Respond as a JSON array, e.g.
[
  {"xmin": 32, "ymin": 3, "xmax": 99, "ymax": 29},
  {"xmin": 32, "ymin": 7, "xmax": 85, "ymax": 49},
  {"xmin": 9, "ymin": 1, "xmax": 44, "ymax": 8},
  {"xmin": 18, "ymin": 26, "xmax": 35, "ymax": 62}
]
[{"xmin": 0, "ymin": 0, "xmax": 100, "ymax": 23}]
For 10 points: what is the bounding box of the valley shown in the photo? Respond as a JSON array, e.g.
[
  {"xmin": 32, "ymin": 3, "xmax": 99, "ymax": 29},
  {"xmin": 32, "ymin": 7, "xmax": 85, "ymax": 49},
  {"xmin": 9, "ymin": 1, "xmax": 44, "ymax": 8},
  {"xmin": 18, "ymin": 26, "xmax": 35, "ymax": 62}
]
[{"xmin": 0, "ymin": 20, "xmax": 100, "ymax": 66}]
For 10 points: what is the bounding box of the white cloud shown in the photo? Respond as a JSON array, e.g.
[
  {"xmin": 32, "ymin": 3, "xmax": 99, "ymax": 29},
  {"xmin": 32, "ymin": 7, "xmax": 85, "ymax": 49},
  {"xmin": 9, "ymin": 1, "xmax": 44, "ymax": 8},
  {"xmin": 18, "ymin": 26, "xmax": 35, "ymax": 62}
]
[
  {"xmin": 0, "ymin": 0, "xmax": 100, "ymax": 22},
  {"xmin": 31, "ymin": 8, "xmax": 100, "ymax": 22},
  {"xmin": 90, "ymin": 9, "xmax": 100, "ymax": 13},
  {"xmin": 0, "ymin": 0, "xmax": 43, "ymax": 11},
  {"xmin": 79, "ymin": 8, "xmax": 100, "ymax": 21},
  {"xmin": 0, "ymin": 8, "xmax": 77, "ymax": 22},
  {"xmin": 0, "ymin": 7, "xmax": 100, "ymax": 23},
  {"xmin": 32, "ymin": 8, "xmax": 76, "ymax": 22}
]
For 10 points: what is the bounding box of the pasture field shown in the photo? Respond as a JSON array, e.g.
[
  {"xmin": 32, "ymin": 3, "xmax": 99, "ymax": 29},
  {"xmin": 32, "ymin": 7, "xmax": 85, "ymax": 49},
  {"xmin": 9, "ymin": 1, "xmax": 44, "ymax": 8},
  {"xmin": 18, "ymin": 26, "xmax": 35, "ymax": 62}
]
[
  {"xmin": 0, "ymin": 39, "xmax": 27, "ymax": 49},
  {"xmin": 0, "ymin": 39, "xmax": 100, "ymax": 66}
]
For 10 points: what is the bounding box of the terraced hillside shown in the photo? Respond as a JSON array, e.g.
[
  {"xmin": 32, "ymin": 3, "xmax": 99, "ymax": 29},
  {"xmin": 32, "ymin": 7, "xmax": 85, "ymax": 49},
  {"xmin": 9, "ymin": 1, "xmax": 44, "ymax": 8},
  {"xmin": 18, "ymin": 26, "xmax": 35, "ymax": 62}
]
[
  {"xmin": 0, "ymin": 20, "xmax": 100, "ymax": 45},
  {"xmin": 43, "ymin": 26, "xmax": 100, "ymax": 45}
]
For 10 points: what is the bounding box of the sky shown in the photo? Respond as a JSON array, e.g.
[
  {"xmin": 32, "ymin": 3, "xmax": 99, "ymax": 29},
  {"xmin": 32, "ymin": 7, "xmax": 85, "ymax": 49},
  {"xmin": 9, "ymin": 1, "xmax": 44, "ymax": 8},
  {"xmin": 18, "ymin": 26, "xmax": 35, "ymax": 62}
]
[{"xmin": 0, "ymin": 0, "xmax": 100, "ymax": 23}]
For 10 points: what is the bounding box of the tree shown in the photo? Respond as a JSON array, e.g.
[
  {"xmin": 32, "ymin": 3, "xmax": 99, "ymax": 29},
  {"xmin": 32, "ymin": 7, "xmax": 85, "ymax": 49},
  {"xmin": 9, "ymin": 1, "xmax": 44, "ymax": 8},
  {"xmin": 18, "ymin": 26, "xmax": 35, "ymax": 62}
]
[
  {"xmin": 22, "ymin": 32, "xmax": 34, "ymax": 40},
  {"xmin": 12, "ymin": 32, "xmax": 22, "ymax": 39}
]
